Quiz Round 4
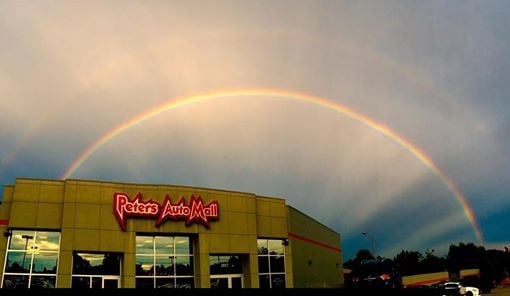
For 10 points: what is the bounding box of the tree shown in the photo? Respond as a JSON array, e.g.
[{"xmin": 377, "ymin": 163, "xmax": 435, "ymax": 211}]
[
  {"xmin": 421, "ymin": 249, "xmax": 447, "ymax": 273},
  {"xmin": 447, "ymin": 242, "xmax": 485, "ymax": 271},
  {"xmin": 393, "ymin": 250, "xmax": 423, "ymax": 276},
  {"xmin": 343, "ymin": 249, "xmax": 374, "ymax": 273},
  {"xmin": 345, "ymin": 242, "xmax": 510, "ymax": 291}
]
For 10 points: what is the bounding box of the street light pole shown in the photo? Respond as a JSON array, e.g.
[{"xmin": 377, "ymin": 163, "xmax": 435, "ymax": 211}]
[
  {"xmin": 21, "ymin": 234, "xmax": 34, "ymax": 271},
  {"xmin": 362, "ymin": 232, "xmax": 375, "ymax": 257}
]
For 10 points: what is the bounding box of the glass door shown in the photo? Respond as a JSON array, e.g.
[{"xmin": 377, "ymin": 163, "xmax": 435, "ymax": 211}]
[
  {"xmin": 74, "ymin": 276, "xmax": 120, "ymax": 288},
  {"xmin": 210, "ymin": 275, "xmax": 243, "ymax": 288},
  {"xmin": 103, "ymin": 276, "xmax": 120, "ymax": 288},
  {"xmin": 209, "ymin": 254, "xmax": 245, "ymax": 288},
  {"xmin": 231, "ymin": 276, "xmax": 242, "ymax": 288},
  {"xmin": 71, "ymin": 252, "xmax": 122, "ymax": 288}
]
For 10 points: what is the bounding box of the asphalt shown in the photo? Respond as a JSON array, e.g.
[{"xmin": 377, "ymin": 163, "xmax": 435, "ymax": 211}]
[{"xmin": 489, "ymin": 285, "xmax": 510, "ymax": 296}]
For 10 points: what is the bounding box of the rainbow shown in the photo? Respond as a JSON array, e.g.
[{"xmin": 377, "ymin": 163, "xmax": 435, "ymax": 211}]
[{"xmin": 60, "ymin": 88, "xmax": 484, "ymax": 244}]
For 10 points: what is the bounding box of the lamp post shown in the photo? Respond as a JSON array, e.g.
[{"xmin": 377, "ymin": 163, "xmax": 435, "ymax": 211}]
[
  {"xmin": 362, "ymin": 232, "xmax": 375, "ymax": 257},
  {"xmin": 21, "ymin": 234, "xmax": 34, "ymax": 271}
]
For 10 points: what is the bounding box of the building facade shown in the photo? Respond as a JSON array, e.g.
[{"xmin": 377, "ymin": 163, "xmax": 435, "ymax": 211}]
[{"xmin": 0, "ymin": 178, "xmax": 343, "ymax": 288}]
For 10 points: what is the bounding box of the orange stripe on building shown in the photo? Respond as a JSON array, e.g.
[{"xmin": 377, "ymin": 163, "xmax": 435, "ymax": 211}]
[
  {"xmin": 288, "ymin": 232, "xmax": 341, "ymax": 253},
  {"xmin": 404, "ymin": 276, "xmax": 450, "ymax": 288}
]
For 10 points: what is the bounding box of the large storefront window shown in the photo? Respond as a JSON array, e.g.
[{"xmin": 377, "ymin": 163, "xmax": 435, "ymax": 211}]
[
  {"xmin": 135, "ymin": 235, "xmax": 194, "ymax": 288},
  {"xmin": 257, "ymin": 239, "xmax": 286, "ymax": 288},
  {"xmin": 2, "ymin": 230, "xmax": 60, "ymax": 288},
  {"xmin": 71, "ymin": 252, "xmax": 122, "ymax": 288}
]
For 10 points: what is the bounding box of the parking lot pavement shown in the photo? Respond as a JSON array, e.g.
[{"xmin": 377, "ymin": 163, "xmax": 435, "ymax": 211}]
[{"xmin": 488, "ymin": 286, "xmax": 510, "ymax": 296}]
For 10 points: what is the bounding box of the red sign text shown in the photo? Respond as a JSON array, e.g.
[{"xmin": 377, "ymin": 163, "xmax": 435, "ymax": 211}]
[{"xmin": 113, "ymin": 192, "xmax": 219, "ymax": 231}]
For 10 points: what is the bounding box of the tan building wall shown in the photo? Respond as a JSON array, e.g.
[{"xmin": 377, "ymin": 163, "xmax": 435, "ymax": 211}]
[
  {"xmin": 0, "ymin": 178, "xmax": 342, "ymax": 289},
  {"xmin": 287, "ymin": 206, "xmax": 343, "ymax": 288}
]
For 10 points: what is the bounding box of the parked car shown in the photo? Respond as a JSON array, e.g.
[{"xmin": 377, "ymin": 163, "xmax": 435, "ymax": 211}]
[
  {"xmin": 438, "ymin": 281, "xmax": 480, "ymax": 296},
  {"xmin": 350, "ymin": 258, "xmax": 403, "ymax": 289}
]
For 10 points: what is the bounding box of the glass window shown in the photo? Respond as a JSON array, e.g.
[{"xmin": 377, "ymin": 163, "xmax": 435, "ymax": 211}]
[
  {"xmin": 136, "ymin": 256, "xmax": 154, "ymax": 276},
  {"xmin": 175, "ymin": 277, "xmax": 193, "ymax": 289},
  {"xmin": 136, "ymin": 237, "xmax": 154, "ymax": 254},
  {"xmin": 267, "ymin": 240, "xmax": 284, "ymax": 255},
  {"xmin": 2, "ymin": 230, "xmax": 60, "ymax": 289},
  {"xmin": 32, "ymin": 253, "xmax": 58, "ymax": 274},
  {"xmin": 209, "ymin": 255, "xmax": 242, "ymax": 275},
  {"xmin": 135, "ymin": 235, "xmax": 194, "ymax": 288},
  {"xmin": 257, "ymin": 239, "xmax": 286, "ymax": 288},
  {"xmin": 258, "ymin": 256, "xmax": 269, "ymax": 273},
  {"xmin": 72, "ymin": 253, "xmax": 121, "ymax": 275},
  {"xmin": 135, "ymin": 277, "xmax": 154, "ymax": 288},
  {"xmin": 270, "ymin": 255, "xmax": 285, "ymax": 273},
  {"xmin": 259, "ymin": 275, "xmax": 270, "ymax": 288},
  {"xmin": 156, "ymin": 277, "xmax": 174, "ymax": 288},
  {"xmin": 34, "ymin": 232, "xmax": 60, "ymax": 251},
  {"xmin": 175, "ymin": 256, "xmax": 193, "ymax": 276},
  {"xmin": 5, "ymin": 252, "xmax": 26, "ymax": 273},
  {"xmin": 30, "ymin": 276, "xmax": 56, "ymax": 288},
  {"xmin": 155, "ymin": 237, "xmax": 174, "ymax": 255},
  {"xmin": 155, "ymin": 256, "xmax": 173, "ymax": 276},
  {"xmin": 271, "ymin": 274, "xmax": 286, "ymax": 289},
  {"xmin": 257, "ymin": 240, "xmax": 268, "ymax": 255},
  {"xmin": 72, "ymin": 276, "xmax": 90, "ymax": 289},
  {"xmin": 71, "ymin": 253, "xmax": 121, "ymax": 288},
  {"xmin": 2, "ymin": 275, "xmax": 29, "ymax": 289},
  {"xmin": 175, "ymin": 237, "xmax": 191, "ymax": 254}
]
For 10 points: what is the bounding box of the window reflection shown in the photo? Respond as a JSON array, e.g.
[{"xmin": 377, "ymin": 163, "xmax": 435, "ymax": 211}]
[
  {"xmin": 175, "ymin": 256, "xmax": 193, "ymax": 275},
  {"xmin": 210, "ymin": 255, "xmax": 242, "ymax": 275},
  {"xmin": 136, "ymin": 237, "xmax": 154, "ymax": 254},
  {"xmin": 32, "ymin": 253, "xmax": 58, "ymax": 274},
  {"xmin": 35, "ymin": 232, "xmax": 60, "ymax": 251},
  {"xmin": 8, "ymin": 231, "xmax": 35, "ymax": 250},
  {"xmin": 30, "ymin": 276, "xmax": 56, "ymax": 288},
  {"xmin": 175, "ymin": 237, "xmax": 190, "ymax": 254},
  {"xmin": 135, "ymin": 277, "xmax": 154, "ymax": 288},
  {"xmin": 135, "ymin": 235, "xmax": 194, "ymax": 288},
  {"xmin": 270, "ymin": 256, "xmax": 285, "ymax": 273},
  {"xmin": 267, "ymin": 240, "xmax": 284, "ymax": 255},
  {"xmin": 72, "ymin": 253, "xmax": 121, "ymax": 275},
  {"xmin": 136, "ymin": 256, "xmax": 155, "ymax": 276},
  {"xmin": 6, "ymin": 252, "xmax": 28, "ymax": 273},
  {"xmin": 257, "ymin": 239, "xmax": 286, "ymax": 288},
  {"xmin": 71, "ymin": 253, "xmax": 121, "ymax": 288},
  {"xmin": 155, "ymin": 237, "xmax": 174, "ymax": 255},
  {"xmin": 155, "ymin": 256, "xmax": 173, "ymax": 276},
  {"xmin": 156, "ymin": 277, "xmax": 174, "ymax": 288},
  {"xmin": 2, "ymin": 275, "xmax": 29, "ymax": 289},
  {"xmin": 257, "ymin": 240, "xmax": 268, "ymax": 255},
  {"xmin": 2, "ymin": 230, "xmax": 60, "ymax": 289},
  {"xmin": 72, "ymin": 276, "xmax": 90, "ymax": 288}
]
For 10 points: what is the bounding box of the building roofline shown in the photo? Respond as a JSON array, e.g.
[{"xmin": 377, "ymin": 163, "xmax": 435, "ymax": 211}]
[{"xmin": 287, "ymin": 204, "xmax": 340, "ymax": 236}]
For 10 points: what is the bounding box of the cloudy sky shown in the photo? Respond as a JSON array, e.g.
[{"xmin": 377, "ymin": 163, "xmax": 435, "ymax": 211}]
[{"xmin": 1, "ymin": 0, "xmax": 509, "ymax": 260}]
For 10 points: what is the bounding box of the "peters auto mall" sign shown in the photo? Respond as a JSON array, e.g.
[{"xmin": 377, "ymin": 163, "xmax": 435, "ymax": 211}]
[{"xmin": 113, "ymin": 192, "xmax": 219, "ymax": 231}]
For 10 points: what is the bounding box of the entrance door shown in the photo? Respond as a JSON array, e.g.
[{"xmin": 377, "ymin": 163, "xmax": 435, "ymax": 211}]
[
  {"xmin": 210, "ymin": 275, "xmax": 243, "ymax": 288},
  {"xmin": 72, "ymin": 252, "xmax": 122, "ymax": 288},
  {"xmin": 103, "ymin": 276, "xmax": 120, "ymax": 288},
  {"xmin": 73, "ymin": 276, "xmax": 120, "ymax": 288}
]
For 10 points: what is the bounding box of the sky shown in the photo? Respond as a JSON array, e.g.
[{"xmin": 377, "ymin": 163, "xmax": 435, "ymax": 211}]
[{"xmin": 0, "ymin": 0, "xmax": 509, "ymax": 261}]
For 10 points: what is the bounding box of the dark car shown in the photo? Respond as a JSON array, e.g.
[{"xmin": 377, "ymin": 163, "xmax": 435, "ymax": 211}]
[{"xmin": 351, "ymin": 258, "xmax": 403, "ymax": 289}]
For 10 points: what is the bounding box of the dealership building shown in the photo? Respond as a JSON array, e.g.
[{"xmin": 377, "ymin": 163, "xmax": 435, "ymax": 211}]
[{"xmin": 0, "ymin": 178, "xmax": 343, "ymax": 288}]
